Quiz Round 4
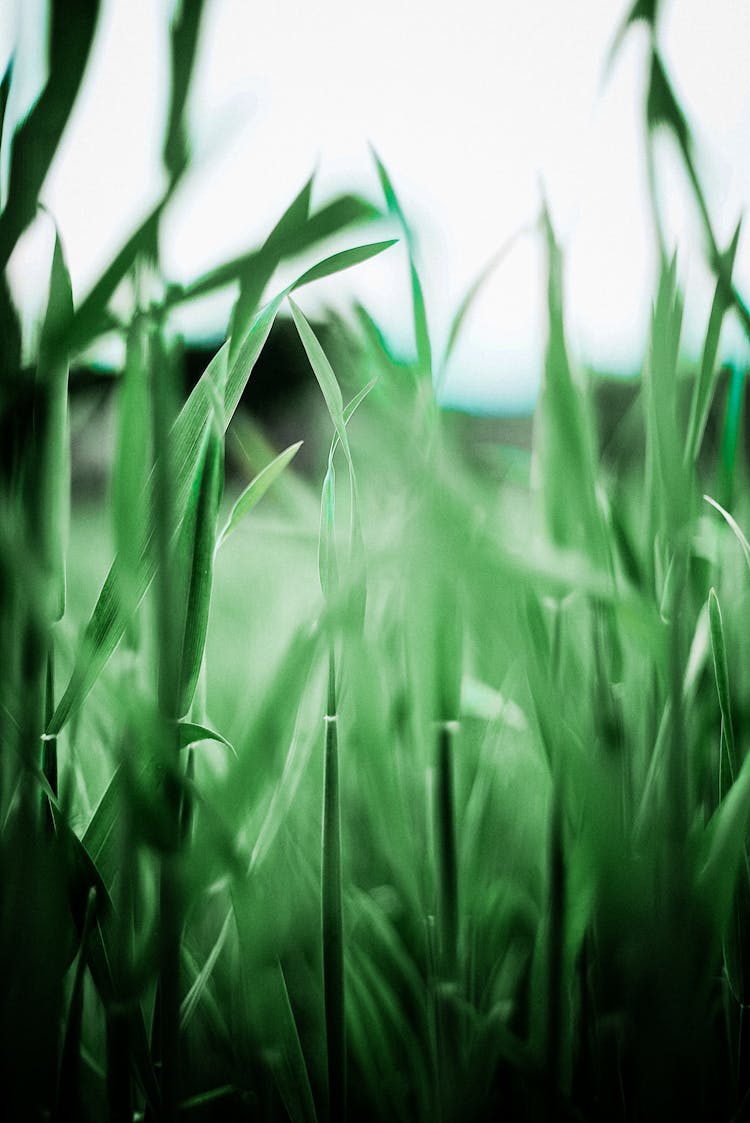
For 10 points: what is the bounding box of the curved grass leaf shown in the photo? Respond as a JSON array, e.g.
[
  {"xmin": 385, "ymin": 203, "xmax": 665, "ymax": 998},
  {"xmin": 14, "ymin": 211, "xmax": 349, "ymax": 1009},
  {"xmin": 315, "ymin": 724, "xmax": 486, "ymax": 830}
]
[
  {"xmin": 48, "ymin": 239, "xmax": 393, "ymax": 735},
  {"xmin": 704, "ymin": 494, "xmax": 750, "ymax": 572},
  {"xmin": 371, "ymin": 147, "xmax": 431, "ymax": 377},
  {"xmin": 290, "ymin": 239, "xmax": 397, "ymax": 292},
  {"xmin": 216, "ymin": 440, "xmax": 303, "ymax": 549},
  {"xmin": 442, "ymin": 220, "xmax": 535, "ymax": 372},
  {"xmin": 177, "ymin": 721, "xmax": 235, "ymax": 756}
]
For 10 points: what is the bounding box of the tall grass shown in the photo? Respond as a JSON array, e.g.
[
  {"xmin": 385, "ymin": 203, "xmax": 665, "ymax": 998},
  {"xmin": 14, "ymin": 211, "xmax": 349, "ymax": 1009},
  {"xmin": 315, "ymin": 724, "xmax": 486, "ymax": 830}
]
[{"xmin": 1, "ymin": 1, "xmax": 750, "ymax": 1121}]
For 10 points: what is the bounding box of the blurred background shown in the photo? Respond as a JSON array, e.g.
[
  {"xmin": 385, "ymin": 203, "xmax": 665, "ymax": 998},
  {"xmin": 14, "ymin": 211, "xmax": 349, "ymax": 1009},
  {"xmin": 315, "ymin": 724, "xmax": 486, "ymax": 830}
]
[{"xmin": 2, "ymin": 0, "xmax": 749, "ymax": 415}]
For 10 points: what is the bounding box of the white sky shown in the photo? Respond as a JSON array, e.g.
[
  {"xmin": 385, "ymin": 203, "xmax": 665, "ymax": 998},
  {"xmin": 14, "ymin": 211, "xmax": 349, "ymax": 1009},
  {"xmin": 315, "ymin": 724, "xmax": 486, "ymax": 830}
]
[{"xmin": 4, "ymin": 0, "xmax": 750, "ymax": 410}]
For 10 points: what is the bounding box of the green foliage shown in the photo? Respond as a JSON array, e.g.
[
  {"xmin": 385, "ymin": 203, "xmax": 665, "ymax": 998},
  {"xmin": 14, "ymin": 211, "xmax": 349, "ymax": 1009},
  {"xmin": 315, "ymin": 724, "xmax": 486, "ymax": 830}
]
[{"xmin": 2, "ymin": 4, "xmax": 750, "ymax": 1123}]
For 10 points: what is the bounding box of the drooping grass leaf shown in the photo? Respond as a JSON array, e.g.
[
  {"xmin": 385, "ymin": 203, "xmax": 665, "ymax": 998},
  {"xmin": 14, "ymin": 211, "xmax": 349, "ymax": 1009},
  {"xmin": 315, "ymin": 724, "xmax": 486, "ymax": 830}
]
[
  {"xmin": 216, "ymin": 440, "xmax": 303, "ymax": 549},
  {"xmin": 704, "ymin": 494, "xmax": 750, "ymax": 573},
  {"xmin": 0, "ymin": 0, "xmax": 101, "ymax": 269},
  {"xmin": 371, "ymin": 147, "xmax": 431, "ymax": 377},
  {"xmin": 290, "ymin": 299, "xmax": 367, "ymax": 625},
  {"xmin": 176, "ymin": 721, "xmax": 235, "ymax": 756},
  {"xmin": 49, "ymin": 239, "xmax": 394, "ymax": 734},
  {"xmin": 289, "ymin": 299, "xmax": 348, "ymax": 456}
]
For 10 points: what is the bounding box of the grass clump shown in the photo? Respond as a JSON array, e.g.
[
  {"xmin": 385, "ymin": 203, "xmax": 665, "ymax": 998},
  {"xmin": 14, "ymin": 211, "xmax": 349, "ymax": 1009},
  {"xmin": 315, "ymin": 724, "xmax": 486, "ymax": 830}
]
[{"xmin": 2, "ymin": 2, "xmax": 750, "ymax": 1121}]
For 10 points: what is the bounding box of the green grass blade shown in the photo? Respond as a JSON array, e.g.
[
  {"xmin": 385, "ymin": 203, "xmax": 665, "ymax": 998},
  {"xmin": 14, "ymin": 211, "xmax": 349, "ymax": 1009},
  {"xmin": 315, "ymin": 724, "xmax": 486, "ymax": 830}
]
[
  {"xmin": 163, "ymin": 0, "xmax": 206, "ymax": 182},
  {"xmin": 685, "ymin": 221, "xmax": 742, "ymax": 464},
  {"xmin": 442, "ymin": 220, "xmax": 535, "ymax": 371},
  {"xmin": 698, "ymin": 750, "xmax": 750, "ymax": 937},
  {"xmin": 112, "ymin": 317, "xmax": 150, "ymax": 623},
  {"xmin": 708, "ymin": 588, "xmax": 738, "ymax": 796},
  {"xmin": 179, "ymin": 909, "xmax": 232, "ymax": 1035},
  {"xmin": 704, "ymin": 494, "xmax": 750, "ymax": 572},
  {"xmin": 534, "ymin": 205, "xmax": 606, "ymax": 564},
  {"xmin": 289, "ymin": 299, "xmax": 348, "ymax": 456},
  {"xmin": 322, "ymin": 655, "xmax": 345, "ymax": 1123},
  {"xmin": 49, "ymin": 236, "xmax": 389, "ymax": 735},
  {"xmin": 176, "ymin": 721, "xmax": 235, "ymax": 756},
  {"xmin": 0, "ymin": 0, "xmax": 101, "ymax": 269},
  {"xmin": 64, "ymin": 197, "xmax": 169, "ymax": 354},
  {"xmin": 173, "ymin": 423, "xmax": 223, "ymax": 718},
  {"xmin": 270, "ymin": 959, "xmax": 320, "ymax": 1123},
  {"xmin": 216, "ymin": 440, "xmax": 303, "ymax": 549},
  {"xmin": 37, "ymin": 228, "xmax": 73, "ymax": 621},
  {"xmin": 55, "ymin": 887, "xmax": 97, "ymax": 1121},
  {"xmin": 371, "ymin": 147, "xmax": 431, "ymax": 377},
  {"xmin": 289, "ymin": 239, "xmax": 397, "ymax": 292}
]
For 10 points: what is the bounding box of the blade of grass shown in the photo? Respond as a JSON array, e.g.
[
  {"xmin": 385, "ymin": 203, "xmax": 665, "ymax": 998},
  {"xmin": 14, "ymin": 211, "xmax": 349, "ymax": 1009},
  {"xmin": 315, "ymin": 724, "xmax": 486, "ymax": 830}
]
[
  {"xmin": 0, "ymin": 0, "xmax": 101, "ymax": 268},
  {"xmin": 371, "ymin": 147, "xmax": 431, "ymax": 378},
  {"xmin": 163, "ymin": 0, "xmax": 206, "ymax": 182},
  {"xmin": 709, "ymin": 588, "xmax": 738, "ymax": 798},
  {"xmin": 704, "ymin": 494, "xmax": 750, "ymax": 572},
  {"xmin": 270, "ymin": 959, "xmax": 320, "ymax": 1123},
  {"xmin": 685, "ymin": 222, "xmax": 742, "ymax": 465},
  {"xmin": 216, "ymin": 440, "xmax": 303, "ymax": 549},
  {"xmin": 36, "ymin": 227, "xmax": 73, "ymax": 622},
  {"xmin": 49, "ymin": 239, "xmax": 394, "ymax": 734}
]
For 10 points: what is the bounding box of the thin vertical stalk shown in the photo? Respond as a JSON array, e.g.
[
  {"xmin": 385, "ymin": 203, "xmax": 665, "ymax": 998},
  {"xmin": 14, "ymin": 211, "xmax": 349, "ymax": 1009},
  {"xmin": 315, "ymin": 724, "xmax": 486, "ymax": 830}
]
[
  {"xmin": 545, "ymin": 786, "xmax": 566, "ymax": 1115},
  {"xmin": 322, "ymin": 647, "xmax": 345, "ymax": 1123},
  {"xmin": 435, "ymin": 720, "xmax": 458, "ymax": 978},
  {"xmin": 147, "ymin": 316, "xmax": 182, "ymax": 1123}
]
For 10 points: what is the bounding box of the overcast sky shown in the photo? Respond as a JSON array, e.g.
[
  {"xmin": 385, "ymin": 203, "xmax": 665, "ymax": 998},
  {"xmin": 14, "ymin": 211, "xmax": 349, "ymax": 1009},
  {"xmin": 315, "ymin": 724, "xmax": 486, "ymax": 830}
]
[{"xmin": 4, "ymin": 0, "xmax": 750, "ymax": 410}]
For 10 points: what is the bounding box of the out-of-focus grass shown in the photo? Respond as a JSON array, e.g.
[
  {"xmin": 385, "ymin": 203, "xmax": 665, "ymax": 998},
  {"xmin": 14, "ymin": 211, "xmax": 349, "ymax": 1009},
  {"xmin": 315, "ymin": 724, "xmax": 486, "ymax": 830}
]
[{"xmin": 3, "ymin": 2, "xmax": 750, "ymax": 1122}]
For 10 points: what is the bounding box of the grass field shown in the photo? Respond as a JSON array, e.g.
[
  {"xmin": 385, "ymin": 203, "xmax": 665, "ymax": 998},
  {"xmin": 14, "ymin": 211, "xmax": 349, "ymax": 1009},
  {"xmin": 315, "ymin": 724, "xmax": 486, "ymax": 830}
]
[{"xmin": 2, "ymin": 2, "xmax": 750, "ymax": 1121}]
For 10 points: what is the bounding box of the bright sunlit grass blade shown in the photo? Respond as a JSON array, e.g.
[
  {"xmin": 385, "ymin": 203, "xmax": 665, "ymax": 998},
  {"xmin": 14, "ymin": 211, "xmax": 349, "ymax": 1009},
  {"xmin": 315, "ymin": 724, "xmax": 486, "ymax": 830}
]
[{"xmin": 216, "ymin": 441, "xmax": 303, "ymax": 549}]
